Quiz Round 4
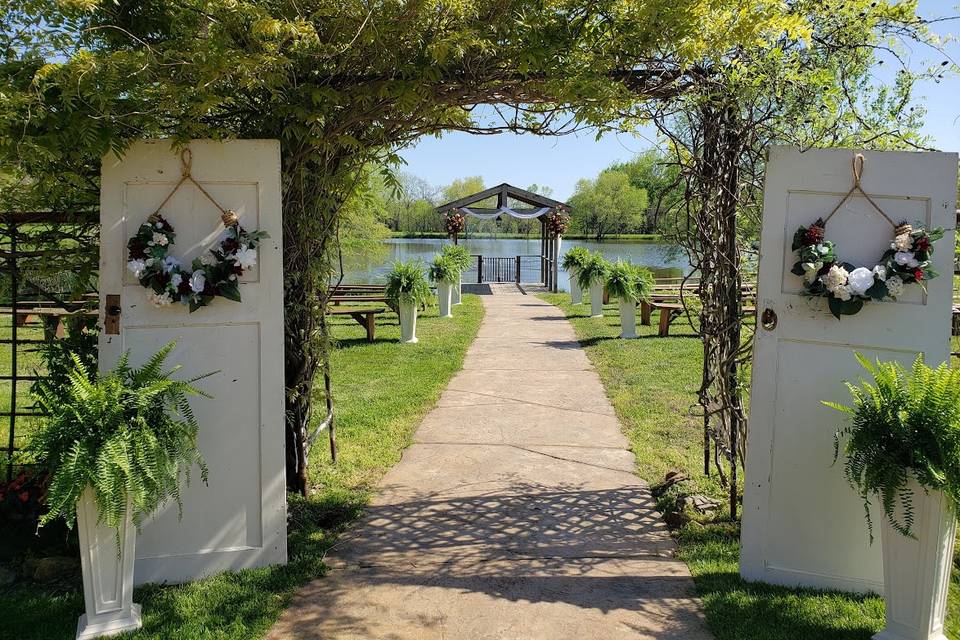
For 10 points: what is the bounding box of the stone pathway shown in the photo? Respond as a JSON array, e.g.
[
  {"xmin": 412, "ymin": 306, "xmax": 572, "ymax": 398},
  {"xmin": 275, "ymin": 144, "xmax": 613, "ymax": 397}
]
[{"xmin": 268, "ymin": 286, "xmax": 711, "ymax": 640}]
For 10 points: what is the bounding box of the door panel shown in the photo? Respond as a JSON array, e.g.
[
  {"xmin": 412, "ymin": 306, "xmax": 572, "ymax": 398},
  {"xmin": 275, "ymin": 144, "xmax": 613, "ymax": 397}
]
[
  {"xmin": 740, "ymin": 146, "xmax": 958, "ymax": 593},
  {"xmin": 99, "ymin": 140, "xmax": 286, "ymax": 585}
]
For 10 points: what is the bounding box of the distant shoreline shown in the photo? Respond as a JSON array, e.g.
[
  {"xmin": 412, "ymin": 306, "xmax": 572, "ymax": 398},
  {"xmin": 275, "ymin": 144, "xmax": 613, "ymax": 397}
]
[{"xmin": 388, "ymin": 232, "xmax": 665, "ymax": 243}]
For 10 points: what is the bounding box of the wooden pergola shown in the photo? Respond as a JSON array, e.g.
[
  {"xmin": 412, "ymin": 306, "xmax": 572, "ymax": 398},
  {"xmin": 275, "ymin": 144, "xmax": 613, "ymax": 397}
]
[{"xmin": 435, "ymin": 183, "xmax": 570, "ymax": 291}]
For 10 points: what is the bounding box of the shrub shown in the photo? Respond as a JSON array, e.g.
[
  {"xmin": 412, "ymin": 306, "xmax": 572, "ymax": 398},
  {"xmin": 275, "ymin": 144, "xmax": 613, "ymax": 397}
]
[
  {"xmin": 428, "ymin": 255, "xmax": 459, "ymax": 284},
  {"xmin": 385, "ymin": 260, "xmax": 433, "ymax": 306},
  {"xmin": 561, "ymin": 246, "xmax": 591, "ymax": 271},
  {"xmin": 828, "ymin": 354, "xmax": 960, "ymax": 540},
  {"xmin": 605, "ymin": 260, "xmax": 655, "ymax": 303},
  {"xmin": 29, "ymin": 343, "xmax": 209, "ymax": 533},
  {"xmin": 576, "ymin": 253, "xmax": 609, "ymax": 291}
]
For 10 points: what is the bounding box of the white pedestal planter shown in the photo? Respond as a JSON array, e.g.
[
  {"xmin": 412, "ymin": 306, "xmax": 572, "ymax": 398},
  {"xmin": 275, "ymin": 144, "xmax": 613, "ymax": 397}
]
[
  {"xmin": 874, "ymin": 481, "xmax": 956, "ymax": 640},
  {"xmin": 452, "ymin": 275, "xmax": 462, "ymax": 305},
  {"xmin": 589, "ymin": 282, "xmax": 604, "ymax": 318},
  {"xmin": 76, "ymin": 490, "xmax": 141, "ymax": 640},
  {"xmin": 399, "ymin": 301, "xmax": 419, "ymax": 344},
  {"xmin": 568, "ymin": 269, "xmax": 582, "ymax": 304},
  {"xmin": 438, "ymin": 281, "xmax": 453, "ymax": 318},
  {"xmin": 618, "ymin": 300, "xmax": 637, "ymax": 339}
]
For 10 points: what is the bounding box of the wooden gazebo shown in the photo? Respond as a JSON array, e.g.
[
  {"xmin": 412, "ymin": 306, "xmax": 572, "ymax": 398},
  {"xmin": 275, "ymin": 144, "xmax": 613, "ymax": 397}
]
[{"xmin": 435, "ymin": 183, "xmax": 570, "ymax": 291}]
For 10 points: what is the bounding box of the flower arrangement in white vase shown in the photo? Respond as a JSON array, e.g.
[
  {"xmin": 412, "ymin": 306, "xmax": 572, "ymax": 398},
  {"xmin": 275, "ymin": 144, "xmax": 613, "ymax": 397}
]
[
  {"xmin": 441, "ymin": 245, "xmax": 472, "ymax": 306},
  {"xmin": 386, "ymin": 260, "xmax": 433, "ymax": 343},
  {"xmin": 576, "ymin": 253, "xmax": 609, "ymax": 318},
  {"xmin": 828, "ymin": 355, "xmax": 960, "ymax": 640},
  {"xmin": 29, "ymin": 343, "xmax": 208, "ymax": 639},
  {"xmin": 605, "ymin": 260, "xmax": 653, "ymax": 339},
  {"xmin": 561, "ymin": 247, "xmax": 591, "ymax": 305},
  {"xmin": 429, "ymin": 255, "xmax": 459, "ymax": 319}
]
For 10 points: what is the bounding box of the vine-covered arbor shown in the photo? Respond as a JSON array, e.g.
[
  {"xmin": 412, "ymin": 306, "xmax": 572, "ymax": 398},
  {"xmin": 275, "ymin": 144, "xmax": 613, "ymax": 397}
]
[{"xmin": 436, "ymin": 183, "xmax": 569, "ymax": 291}]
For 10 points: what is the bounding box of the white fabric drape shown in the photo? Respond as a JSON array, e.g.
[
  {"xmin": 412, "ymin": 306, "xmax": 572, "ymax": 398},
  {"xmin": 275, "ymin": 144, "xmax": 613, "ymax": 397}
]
[{"xmin": 459, "ymin": 206, "xmax": 551, "ymax": 220}]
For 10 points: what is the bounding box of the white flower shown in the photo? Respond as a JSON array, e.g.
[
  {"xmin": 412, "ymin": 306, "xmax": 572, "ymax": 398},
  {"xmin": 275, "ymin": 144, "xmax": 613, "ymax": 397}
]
[
  {"xmin": 847, "ymin": 267, "xmax": 875, "ymax": 297},
  {"xmin": 894, "ymin": 251, "xmax": 919, "ymax": 268},
  {"xmin": 892, "ymin": 233, "xmax": 913, "ymax": 252},
  {"xmin": 821, "ymin": 264, "xmax": 849, "ymax": 293},
  {"xmin": 155, "ymin": 222, "xmax": 164, "ymax": 229},
  {"xmin": 872, "ymin": 265, "xmax": 887, "ymax": 281},
  {"xmin": 148, "ymin": 290, "xmax": 173, "ymax": 307},
  {"xmin": 834, "ymin": 285, "xmax": 853, "ymax": 302},
  {"xmin": 817, "ymin": 244, "xmax": 830, "ymax": 255},
  {"xmin": 152, "ymin": 232, "xmax": 169, "ymax": 246},
  {"xmin": 170, "ymin": 273, "xmax": 182, "ymax": 290},
  {"xmin": 233, "ymin": 245, "xmax": 258, "ymax": 270},
  {"xmin": 802, "ymin": 261, "xmax": 823, "ymax": 284},
  {"xmin": 145, "ymin": 258, "xmax": 154, "ymax": 267},
  {"xmin": 200, "ymin": 252, "xmax": 218, "ymax": 266},
  {"xmin": 886, "ymin": 275, "xmax": 904, "ymax": 298},
  {"xmin": 162, "ymin": 255, "xmax": 181, "ymax": 273},
  {"xmin": 127, "ymin": 259, "xmax": 147, "ymax": 279},
  {"xmin": 189, "ymin": 270, "xmax": 206, "ymax": 293}
]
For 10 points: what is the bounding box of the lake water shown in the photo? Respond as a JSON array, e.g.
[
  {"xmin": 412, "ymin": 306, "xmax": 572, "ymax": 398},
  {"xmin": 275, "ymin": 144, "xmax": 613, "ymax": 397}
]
[{"xmin": 342, "ymin": 238, "xmax": 690, "ymax": 292}]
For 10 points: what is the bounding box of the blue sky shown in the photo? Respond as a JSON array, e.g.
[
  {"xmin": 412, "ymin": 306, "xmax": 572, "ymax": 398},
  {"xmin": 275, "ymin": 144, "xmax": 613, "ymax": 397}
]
[{"xmin": 400, "ymin": 1, "xmax": 960, "ymax": 201}]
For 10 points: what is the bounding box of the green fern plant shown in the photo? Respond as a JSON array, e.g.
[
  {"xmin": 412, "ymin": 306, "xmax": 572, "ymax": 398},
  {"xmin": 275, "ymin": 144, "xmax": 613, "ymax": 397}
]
[
  {"xmin": 29, "ymin": 342, "xmax": 210, "ymax": 534},
  {"xmin": 428, "ymin": 255, "xmax": 459, "ymax": 284},
  {"xmin": 604, "ymin": 260, "xmax": 655, "ymax": 303},
  {"xmin": 561, "ymin": 246, "xmax": 591, "ymax": 272},
  {"xmin": 576, "ymin": 253, "xmax": 609, "ymax": 291},
  {"xmin": 385, "ymin": 260, "xmax": 433, "ymax": 306},
  {"xmin": 440, "ymin": 244, "xmax": 472, "ymax": 273},
  {"xmin": 827, "ymin": 353, "xmax": 960, "ymax": 541}
]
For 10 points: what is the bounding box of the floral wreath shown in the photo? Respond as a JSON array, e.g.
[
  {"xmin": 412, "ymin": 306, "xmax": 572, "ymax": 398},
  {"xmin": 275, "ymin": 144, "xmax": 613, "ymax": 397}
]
[
  {"xmin": 545, "ymin": 210, "xmax": 570, "ymax": 237},
  {"xmin": 790, "ymin": 153, "xmax": 943, "ymax": 319},
  {"xmin": 126, "ymin": 149, "xmax": 268, "ymax": 312}
]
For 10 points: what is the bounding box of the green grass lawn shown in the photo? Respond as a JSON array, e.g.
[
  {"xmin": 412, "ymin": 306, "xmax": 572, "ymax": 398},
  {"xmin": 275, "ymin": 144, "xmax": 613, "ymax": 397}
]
[
  {"xmin": 0, "ymin": 295, "xmax": 484, "ymax": 640},
  {"xmin": 539, "ymin": 293, "xmax": 953, "ymax": 640}
]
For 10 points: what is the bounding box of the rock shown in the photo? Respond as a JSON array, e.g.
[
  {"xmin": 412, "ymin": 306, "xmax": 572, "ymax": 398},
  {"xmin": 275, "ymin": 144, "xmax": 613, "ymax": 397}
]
[
  {"xmin": 31, "ymin": 556, "xmax": 79, "ymax": 583},
  {"xmin": 0, "ymin": 565, "xmax": 15, "ymax": 586},
  {"xmin": 683, "ymin": 494, "xmax": 723, "ymax": 513},
  {"xmin": 663, "ymin": 470, "xmax": 689, "ymax": 488}
]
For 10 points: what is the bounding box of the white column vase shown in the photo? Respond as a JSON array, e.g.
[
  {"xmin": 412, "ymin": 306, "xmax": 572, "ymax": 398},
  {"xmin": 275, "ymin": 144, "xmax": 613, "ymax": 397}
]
[
  {"xmin": 589, "ymin": 282, "xmax": 604, "ymax": 318},
  {"xmin": 438, "ymin": 281, "xmax": 453, "ymax": 318},
  {"xmin": 874, "ymin": 479, "xmax": 956, "ymax": 640},
  {"xmin": 76, "ymin": 489, "xmax": 141, "ymax": 640},
  {"xmin": 618, "ymin": 300, "xmax": 637, "ymax": 338},
  {"xmin": 399, "ymin": 301, "xmax": 419, "ymax": 344},
  {"xmin": 452, "ymin": 274, "xmax": 462, "ymax": 305},
  {"xmin": 568, "ymin": 269, "xmax": 582, "ymax": 304}
]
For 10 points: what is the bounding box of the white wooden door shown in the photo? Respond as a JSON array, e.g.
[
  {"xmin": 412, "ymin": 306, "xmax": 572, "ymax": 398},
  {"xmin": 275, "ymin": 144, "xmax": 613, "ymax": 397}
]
[
  {"xmin": 99, "ymin": 140, "xmax": 287, "ymax": 585},
  {"xmin": 740, "ymin": 147, "xmax": 958, "ymax": 593}
]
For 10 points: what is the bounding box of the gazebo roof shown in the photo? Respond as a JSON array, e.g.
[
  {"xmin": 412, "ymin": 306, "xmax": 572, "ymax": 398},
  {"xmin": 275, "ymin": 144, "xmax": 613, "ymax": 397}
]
[{"xmin": 435, "ymin": 183, "xmax": 569, "ymax": 218}]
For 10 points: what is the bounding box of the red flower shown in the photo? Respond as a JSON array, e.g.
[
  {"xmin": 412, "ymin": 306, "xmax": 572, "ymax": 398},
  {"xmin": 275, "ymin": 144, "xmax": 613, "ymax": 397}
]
[
  {"xmin": 803, "ymin": 225, "xmax": 825, "ymax": 246},
  {"xmin": 914, "ymin": 237, "xmax": 930, "ymax": 253},
  {"xmin": 222, "ymin": 238, "xmax": 240, "ymax": 253},
  {"xmin": 177, "ymin": 279, "xmax": 192, "ymax": 295},
  {"xmin": 914, "ymin": 268, "xmax": 924, "ymax": 281},
  {"xmin": 18, "ymin": 491, "xmax": 29, "ymax": 503}
]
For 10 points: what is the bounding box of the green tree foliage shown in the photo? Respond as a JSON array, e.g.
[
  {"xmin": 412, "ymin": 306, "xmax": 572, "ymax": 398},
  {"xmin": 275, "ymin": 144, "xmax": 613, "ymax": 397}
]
[
  {"xmin": 0, "ymin": 0, "xmax": 858, "ymax": 491},
  {"xmin": 569, "ymin": 170, "xmax": 648, "ymax": 240},
  {"xmin": 607, "ymin": 149, "xmax": 683, "ymax": 233}
]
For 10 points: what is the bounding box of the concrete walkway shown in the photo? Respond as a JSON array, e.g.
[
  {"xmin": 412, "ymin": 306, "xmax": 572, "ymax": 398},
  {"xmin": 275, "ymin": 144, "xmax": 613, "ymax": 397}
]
[{"xmin": 268, "ymin": 285, "xmax": 712, "ymax": 640}]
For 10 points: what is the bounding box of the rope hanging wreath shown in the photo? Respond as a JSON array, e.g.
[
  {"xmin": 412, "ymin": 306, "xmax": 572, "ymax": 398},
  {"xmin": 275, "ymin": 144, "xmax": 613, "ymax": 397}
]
[
  {"xmin": 791, "ymin": 153, "xmax": 943, "ymax": 319},
  {"xmin": 126, "ymin": 149, "xmax": 269, "ymax": 311}
]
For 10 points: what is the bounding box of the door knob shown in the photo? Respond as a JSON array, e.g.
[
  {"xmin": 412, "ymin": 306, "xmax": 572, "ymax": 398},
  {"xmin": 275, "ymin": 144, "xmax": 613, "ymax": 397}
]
[{"xmin": 761, "ymin": 308, "xmax": 777, "ymax": 331}]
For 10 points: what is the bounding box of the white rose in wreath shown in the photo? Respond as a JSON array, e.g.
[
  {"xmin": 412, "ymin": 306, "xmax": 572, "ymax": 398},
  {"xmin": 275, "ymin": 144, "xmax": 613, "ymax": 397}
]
[
  {"xmin": 127, "ymin": 259, "xmax": 147, "ymax": 279},
  {"xmin": 821, "ymin": 264, "xmax": 849, "ymax": 293},
  {"xmin": 189, "ymin": 270, "xmax": 206, "ymax": 293},
  {"xmin": 886, "ymin": 275, "xmax": 904, "ymax": 298},
  {"xmin": 846, "ymin": 267, "xmax": 875, "ymax": 297},
  {"xmin": 233, "ymin": 245, "xmax": 258, "ymax": 270},
  {"xmin": 162, "ymin": 255, "xmax": 181, "ymax": 273},
  {"xmin": 834, "ymin": 285, "xmax": 853, "ymax": 301},
  {"xmin": 894, "ymin": 251, "xmax": 919, "ymax": 268},
  {"xmin": 872, "ymin": 265, "xmax": 887, "ymax": 281},
  {"xmin": 170, "ymin": 273, "xmax": 182, "ymax": 290}
]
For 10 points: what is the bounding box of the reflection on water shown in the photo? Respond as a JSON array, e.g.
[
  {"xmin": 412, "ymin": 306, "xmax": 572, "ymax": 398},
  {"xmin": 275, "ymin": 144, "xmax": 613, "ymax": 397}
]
[{"xmin": 341, "ymin": 238, "xmax": 690, "ymax": 292}]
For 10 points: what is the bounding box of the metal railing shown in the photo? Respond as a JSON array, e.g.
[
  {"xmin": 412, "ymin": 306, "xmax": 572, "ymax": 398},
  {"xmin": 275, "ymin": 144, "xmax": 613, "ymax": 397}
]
[{"xmin": 469, "ymin": 255, "xmax": 545, "ymax": 284}]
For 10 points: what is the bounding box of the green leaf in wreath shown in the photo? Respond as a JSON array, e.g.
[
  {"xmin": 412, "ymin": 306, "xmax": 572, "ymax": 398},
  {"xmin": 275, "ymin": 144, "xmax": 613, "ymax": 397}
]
[
  {"xmin": 866, "ymin": 279, "xmax": 889, "ymax": 301},
  {"xmin": 792, "ymin": 227, "xmax": 806, "ymax": 252},
  {"xmin": 218, "ymin": 283, "xmax": 242, "ymax": 302},
  {"xmin": 828, "ymin": 295, "xmax": 864, "ymax": 319},
  {"xmin": 791, "ymin": 262, "xmax": 806, "ymax": 276}
]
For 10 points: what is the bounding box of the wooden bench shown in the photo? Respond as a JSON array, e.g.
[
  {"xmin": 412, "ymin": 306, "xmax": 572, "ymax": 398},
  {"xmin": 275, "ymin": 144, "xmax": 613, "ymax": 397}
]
[
  {"xmin": 326, "ymin": 306, "xmax": 386, "ymax": 342},
  {"xmin": 0, "ymin": 306, "xmax": 97, "ymax": 339},
  {"xmin": 639, "ymin": 295, "xmax": 757, "ymax": 337}
]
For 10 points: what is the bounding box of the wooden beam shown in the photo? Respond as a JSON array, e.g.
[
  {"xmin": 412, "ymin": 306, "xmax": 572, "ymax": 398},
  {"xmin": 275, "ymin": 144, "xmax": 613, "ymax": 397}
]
[{"xmin": 436, "ymin": 183, "xmax": 569, "ymax": 213}]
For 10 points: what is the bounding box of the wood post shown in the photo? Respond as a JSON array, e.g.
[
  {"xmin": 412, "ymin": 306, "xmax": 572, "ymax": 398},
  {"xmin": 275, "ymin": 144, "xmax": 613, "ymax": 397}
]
[{"xmin": 515, "ymin": 255, "xmax": 521, "ymax": 283}]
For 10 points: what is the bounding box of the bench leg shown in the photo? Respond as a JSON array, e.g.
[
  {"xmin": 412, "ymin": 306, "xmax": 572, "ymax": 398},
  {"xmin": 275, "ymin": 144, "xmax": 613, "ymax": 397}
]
[
  {"xmin": 658, "ymin": 308, "xmax": 673, "ymax": 337},
  {"xmin": 364, "ymin": 314, "xmax": 375, "ymax": 343},
  {"xmin": 640, "ymin": 302, "xmax": 651, "ymax": 326}
]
